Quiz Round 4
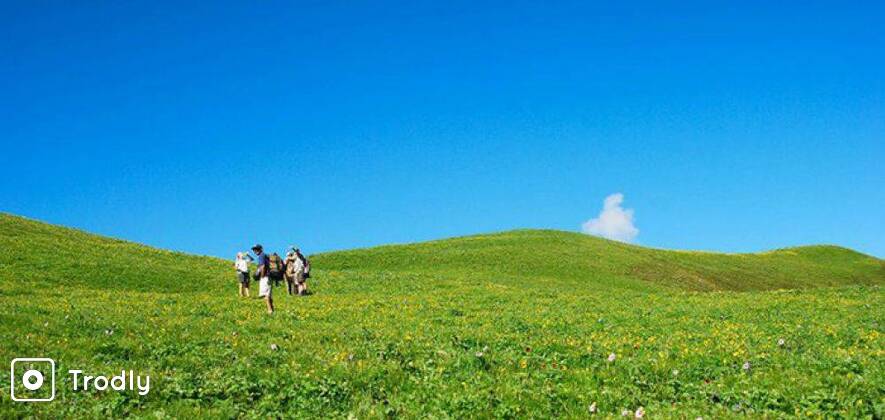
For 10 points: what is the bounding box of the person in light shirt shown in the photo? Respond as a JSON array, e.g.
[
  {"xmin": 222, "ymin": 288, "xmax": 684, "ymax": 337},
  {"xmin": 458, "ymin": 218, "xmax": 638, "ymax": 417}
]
[
  {"xmin": 233, "ymin": 252, "xmax": 253, "ymax": 297},
  {"xmin": 284, "ymin": 249, "xmax": 305, "ymax": 296},
  {"xmin": 293, "ymin": 247, "xmax": 310, "ymax": 295}
]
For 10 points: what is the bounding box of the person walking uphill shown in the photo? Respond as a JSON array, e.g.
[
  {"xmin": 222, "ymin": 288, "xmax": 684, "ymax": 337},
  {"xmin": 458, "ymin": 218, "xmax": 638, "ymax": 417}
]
[
  {"xmin": 284, "ymin": 250, "xmax": 304, "ymax": 296},
  {"xmin": 251, "ymin": 244, "xmax": 274, "ymax": 314},
  {"xmin": 233, "ymin": 252, "xmax": 253, "ymax": 297},
  {"xmin": 291, "ymin": 246, "xmax": 311, "ymax": 296},
  {"xmin": 268, "ymin": 252, "xmax": 284, "ymax": 287}
]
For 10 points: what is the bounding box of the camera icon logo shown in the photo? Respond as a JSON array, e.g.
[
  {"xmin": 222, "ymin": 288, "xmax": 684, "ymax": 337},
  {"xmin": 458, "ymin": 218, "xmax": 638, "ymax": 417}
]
[{"xmin": 10, "ymin": 358, "xmax": 56, "ymax": 402}]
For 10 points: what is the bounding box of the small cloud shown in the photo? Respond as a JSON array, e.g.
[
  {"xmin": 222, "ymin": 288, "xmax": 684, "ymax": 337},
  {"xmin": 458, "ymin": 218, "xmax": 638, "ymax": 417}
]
[{"xmin": 581, "ymin": 193, "xmax": 639, "ymax": 242}]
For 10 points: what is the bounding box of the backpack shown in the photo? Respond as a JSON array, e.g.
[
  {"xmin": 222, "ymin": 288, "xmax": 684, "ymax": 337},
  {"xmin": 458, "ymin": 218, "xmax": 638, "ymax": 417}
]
[
  {"xmin": 303, "ymin": 257, "xmax": 311, "ymax": 279},
  {"xmin": 268, "ymin": 253, "xmax": 283, "ymax": 279}
]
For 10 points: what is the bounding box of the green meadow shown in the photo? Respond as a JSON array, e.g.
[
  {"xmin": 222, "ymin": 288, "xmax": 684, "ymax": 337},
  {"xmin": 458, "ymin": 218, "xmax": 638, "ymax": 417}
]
[{"xmin": 0, "ymin": 213, "xmax": 882, "ymax": 418}]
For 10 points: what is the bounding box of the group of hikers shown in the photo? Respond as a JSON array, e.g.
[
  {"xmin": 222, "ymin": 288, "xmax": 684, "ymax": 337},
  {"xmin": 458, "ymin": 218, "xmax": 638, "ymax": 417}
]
[{"xmin": 233, "ymin": 244, "xmax": 311, "ymax": 314}]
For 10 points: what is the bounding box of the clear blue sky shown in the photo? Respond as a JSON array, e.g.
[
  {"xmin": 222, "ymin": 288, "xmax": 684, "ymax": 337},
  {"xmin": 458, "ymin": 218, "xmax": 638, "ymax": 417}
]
[{"xmin": 2, "ymin": 1, "xmax": 883, "ymax": 258}]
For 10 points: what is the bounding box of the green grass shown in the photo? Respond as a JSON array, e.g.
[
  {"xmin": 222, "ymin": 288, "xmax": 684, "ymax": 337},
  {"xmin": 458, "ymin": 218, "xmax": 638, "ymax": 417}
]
[{"xmin": 0, "ymin": 213, "xmax": 882, "ymax": 418}]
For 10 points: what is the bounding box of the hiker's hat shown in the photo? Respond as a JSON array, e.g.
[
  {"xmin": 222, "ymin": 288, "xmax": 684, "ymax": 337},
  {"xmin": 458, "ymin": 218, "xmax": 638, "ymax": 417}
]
[{"xmin": 251, "ymin": 244, "xmax": 263, "ymax": 251}]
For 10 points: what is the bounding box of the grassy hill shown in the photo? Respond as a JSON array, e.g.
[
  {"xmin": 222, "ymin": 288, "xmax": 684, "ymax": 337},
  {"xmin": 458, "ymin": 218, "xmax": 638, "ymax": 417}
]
[
  {"xmin": 0, "ymin": 213, "xmax": 883, "ymax": 418},
  {"xmin": 314, "ymin": 229, "xmax": 883, "ymax": 292},
  {"xmin": 2, "ymin": 213, "xmax": 880, "ymax": 294}
]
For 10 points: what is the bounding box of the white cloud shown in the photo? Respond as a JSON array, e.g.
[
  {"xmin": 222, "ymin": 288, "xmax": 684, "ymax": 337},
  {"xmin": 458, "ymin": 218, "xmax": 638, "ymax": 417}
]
[{"xmin": 581, "ymin": 193, "xmax": 639, "ymax": 243}]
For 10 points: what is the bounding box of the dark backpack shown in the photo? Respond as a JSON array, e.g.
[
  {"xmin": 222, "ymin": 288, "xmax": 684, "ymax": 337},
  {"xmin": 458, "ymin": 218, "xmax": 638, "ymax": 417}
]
[
  {"xmin": 297, "ymin": 253, "xmax": 311, "ymax": 279},
  {"xmin": 268, "ymin": 253, "xmax": 283, "ymax": 279}
]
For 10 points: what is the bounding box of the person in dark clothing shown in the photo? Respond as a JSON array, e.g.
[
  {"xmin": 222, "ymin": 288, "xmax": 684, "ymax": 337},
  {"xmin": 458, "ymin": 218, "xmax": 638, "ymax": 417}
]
[{"xmin": 251, "ymin": 244, "xmax": 274, "ymax": 314}]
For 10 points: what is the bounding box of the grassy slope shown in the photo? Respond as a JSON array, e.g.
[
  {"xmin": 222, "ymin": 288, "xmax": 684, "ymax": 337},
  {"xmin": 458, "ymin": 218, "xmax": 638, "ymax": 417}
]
[
  {"xmin": 0, "ymin": 213, "xmax": 229, "ymax": 293},
  {"xmin": 1, "ymin": 213, "xmax": 883, "ymax": 418},
  {"xmin": 2, "ymin": 213, "xmax": 881, "ymax": 294},
  {"xmin": 313, "ymin": 229, "xmax": 883, "ymax": 292}
]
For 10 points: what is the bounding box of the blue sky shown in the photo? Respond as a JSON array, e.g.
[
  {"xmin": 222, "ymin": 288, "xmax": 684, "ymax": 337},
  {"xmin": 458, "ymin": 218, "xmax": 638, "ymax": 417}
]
[{"xmin": 1, "ymin": 1, "xmax": 883, "ymax": 258}]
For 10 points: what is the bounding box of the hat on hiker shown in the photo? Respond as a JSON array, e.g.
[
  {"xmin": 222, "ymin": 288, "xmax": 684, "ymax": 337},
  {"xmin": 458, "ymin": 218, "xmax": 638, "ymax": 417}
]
[
  {"xmin": 290, "ymin": 245, "xmax": 299, "ymax": 252},
  {"xmin": 251, "ymin": 244, "xmax": 263, "ymax": 252}
]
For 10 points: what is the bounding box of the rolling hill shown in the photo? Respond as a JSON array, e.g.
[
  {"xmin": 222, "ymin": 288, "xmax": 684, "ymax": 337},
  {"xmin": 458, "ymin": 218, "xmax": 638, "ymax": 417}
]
[
  {"xmin": 2, "ymin": 213, "xmax": 881, "ymax": 293},
  {"xmin": 0, "ymin": 212, "xmax": 882, "ymax": 418},
  {"xmin": 314, "ymin": 229, "xmax": 883, "ymax": 292}
]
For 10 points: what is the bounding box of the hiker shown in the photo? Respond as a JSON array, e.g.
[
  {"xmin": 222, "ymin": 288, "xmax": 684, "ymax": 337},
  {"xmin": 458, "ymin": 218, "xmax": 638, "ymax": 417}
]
[
  {"xmin": 233, "ymin": 252, "xmax": 253, "ymax": 297},
  {"xmin": 251, "ymin": 244, "xmax": 274, "ymax": 314},
  {"xmin": 294, "ymin": 247, "xmax": 311, "ymax": 295},
  {"xmin": 268, "ymin": 252, "xmax": 284, "ymax": 287},
  {"xmin": 286, "ymin": 247, "xmax": 307, "ymax": 296},
  {"xmin": 284, "ymin": 249, "xmax": 304, "ymax": 296}
]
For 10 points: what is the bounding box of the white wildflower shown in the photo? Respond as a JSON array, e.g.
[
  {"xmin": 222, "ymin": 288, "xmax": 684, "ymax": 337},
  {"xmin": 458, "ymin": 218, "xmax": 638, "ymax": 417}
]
[{"xmin": 608, "ymin": 353, "xmax": 617, "ymax": 362}]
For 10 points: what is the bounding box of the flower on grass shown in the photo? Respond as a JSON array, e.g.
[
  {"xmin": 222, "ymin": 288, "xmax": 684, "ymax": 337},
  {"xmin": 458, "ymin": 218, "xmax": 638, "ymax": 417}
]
[
  {"xmin": 588, "ymin": 402, "xmax": 597, "ymax": 414},
  {"xmin": 270, "ymin": 343, "xmax": 279, "ymax": 351},
  {"xmin": 608, "ymin": 353, "xmax": 617, "ymax": 362},
  {"xmin": 777, "ymin": 338, "xmax": 785, "ymax": 347},
  {"xmin": 742, "ymin": 361, "xmax": 751, "ymax": 371},
  {"xmin": 672, "ymin": 369, "xmax": 679, "ymax": 376},
  {"xmin": 621, "ymin": 409, "xmax": 632, "ymax": 417},
  {"xmin": 635, "ymin": 407, "xmax": 645, "ymax": 418}
]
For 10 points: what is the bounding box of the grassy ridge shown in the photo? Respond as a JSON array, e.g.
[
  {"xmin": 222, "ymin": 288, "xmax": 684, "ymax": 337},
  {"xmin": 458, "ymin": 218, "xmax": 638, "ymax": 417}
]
[
  {"xmin": 0, "ymin": 213, "xmax": 229, "ymax": 293},
  {"xmin": 0, "ymin": 213, "xmax": 883, "ymax": 418},
  {"xmin": 315, "ymin": 229, "xmax": 883, "ymax": 292},
  {"xmin": 4, "ymin": 214, "xmax": 880, "ymax": 294}
]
